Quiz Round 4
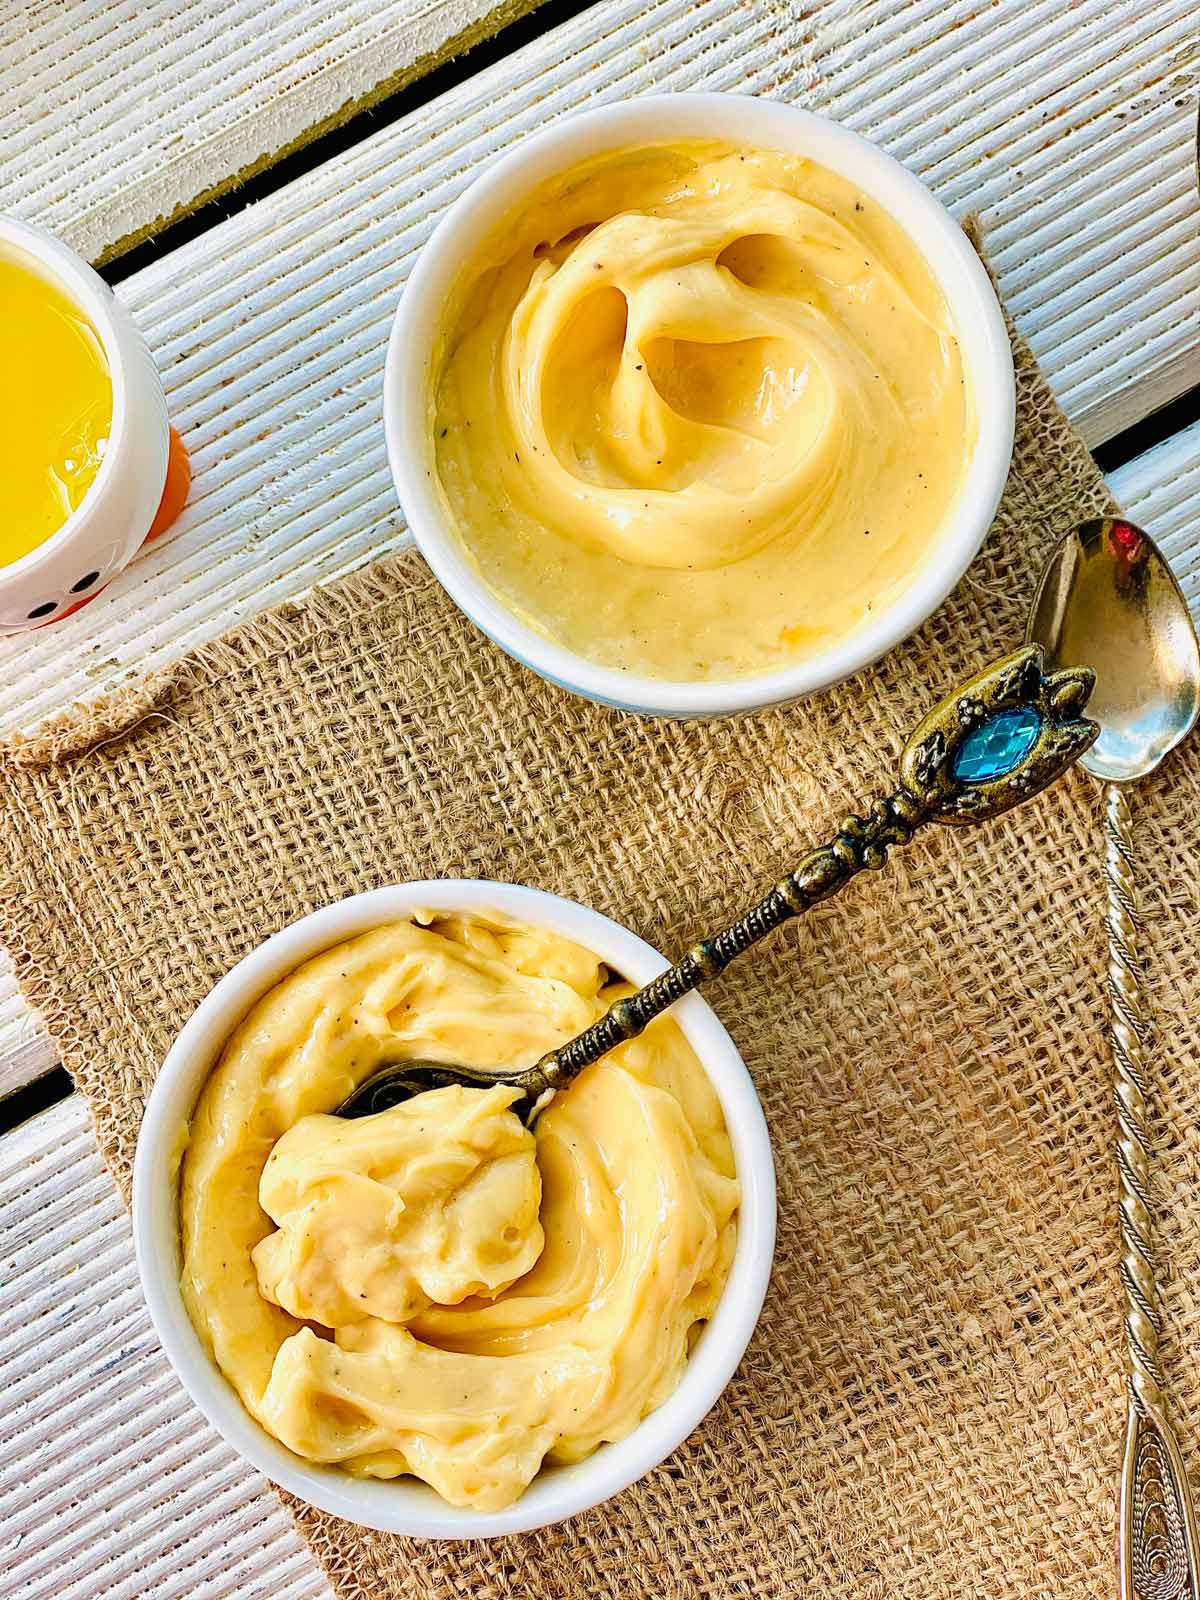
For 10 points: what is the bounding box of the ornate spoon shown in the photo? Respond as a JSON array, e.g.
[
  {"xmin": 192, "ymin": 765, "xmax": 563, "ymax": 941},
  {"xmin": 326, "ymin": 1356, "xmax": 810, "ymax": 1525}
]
[
  {"xmin": 1028, "ymin": 516, "xmax": 1200, "ymax": 1600},
  {"xmin": 339, "ymin": 644, "xmax": 1096, "ymax": 1124}
]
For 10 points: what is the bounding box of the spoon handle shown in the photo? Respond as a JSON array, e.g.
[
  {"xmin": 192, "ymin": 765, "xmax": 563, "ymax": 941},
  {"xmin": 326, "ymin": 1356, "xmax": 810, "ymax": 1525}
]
[
  {"xmin": 527, "ymin": 646, "xmax": 1097, "ymax": 1098},
  {"xmin": 532, "ymin": 788, "xmax": 924, "ymax": 1093},
  {"xmin": 1107, "ymin": 783, "xmax": 1200, "ymax": 1600}
]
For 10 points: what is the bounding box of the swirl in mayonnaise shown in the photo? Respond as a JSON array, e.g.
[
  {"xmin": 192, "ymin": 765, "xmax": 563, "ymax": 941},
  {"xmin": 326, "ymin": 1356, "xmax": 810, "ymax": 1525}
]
[{"xmin": 433, "ymin": 142, "xmax": 969, "ymax": 681}]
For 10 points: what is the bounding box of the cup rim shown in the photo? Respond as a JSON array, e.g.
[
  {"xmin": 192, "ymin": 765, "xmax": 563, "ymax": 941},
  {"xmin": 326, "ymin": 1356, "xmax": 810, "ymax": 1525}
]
[
  {"xmin": 0, "ymin": 215, "xmax": 135, "ymax": 582},
  {"xmin": 384, "ymin": 92, "xmax": 1015, "ymax": 717},
  {"xmin": 132, "ymin": 880, "xmax": 777, "ymax": 1538}
]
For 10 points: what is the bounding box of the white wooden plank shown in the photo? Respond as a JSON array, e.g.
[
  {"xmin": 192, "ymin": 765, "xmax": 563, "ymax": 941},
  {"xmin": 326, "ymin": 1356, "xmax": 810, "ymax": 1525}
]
[
  {"xmin": 812, "ymin": 0, "xmax": 1200, "ymax": 445},
  {"xmin": 0, "ymin": 0, "xmax": 532, "ymax": 264},
  {"xmin": 0, "ymin": 951, "xmax": 56, "ymax": 1097},
  {"xmin": 0, "ymin": 1095, "xmax": 333, "ymax": 1600}
]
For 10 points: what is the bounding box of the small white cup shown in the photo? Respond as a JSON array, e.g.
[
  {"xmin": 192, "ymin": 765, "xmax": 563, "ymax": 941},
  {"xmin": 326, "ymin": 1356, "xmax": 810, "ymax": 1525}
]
[
  {"xmin": 0, "ymin": 216, "xmax": 170, "ymax": 632},
  {"xmin": 385, "ymin": 93, "xmax": 1015, "ymax": 717},
  {"xmin": 133, "ymin": 880, "xmax": 777, "ymax": 1538}
]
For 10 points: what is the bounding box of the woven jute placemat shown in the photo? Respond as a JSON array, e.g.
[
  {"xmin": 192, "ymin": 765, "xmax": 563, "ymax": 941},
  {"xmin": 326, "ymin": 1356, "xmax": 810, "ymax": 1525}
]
[{"xmin": 3, "ymin": 296, "xmax": 1200, "ymax": 1600}]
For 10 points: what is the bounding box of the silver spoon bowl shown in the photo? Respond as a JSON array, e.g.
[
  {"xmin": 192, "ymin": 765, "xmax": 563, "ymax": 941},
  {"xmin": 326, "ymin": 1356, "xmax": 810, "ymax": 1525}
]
[{"xmin": 1028, "ymin": 516, "xmax": 1199, "ymax": 781}]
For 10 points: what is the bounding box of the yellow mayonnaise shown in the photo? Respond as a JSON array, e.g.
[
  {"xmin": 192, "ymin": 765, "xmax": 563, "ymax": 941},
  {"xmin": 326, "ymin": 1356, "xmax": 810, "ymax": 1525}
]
[
  {"xmin": 433, "ymin": 142, "xmax": 968, "ymax": 680},
  {"xmin": 0, "ymin": 255, "xmax": 112, "ymax": 566},
  {"xmin": 180, "ymin": 914, "xmax": 738, "ymax": 1511}
]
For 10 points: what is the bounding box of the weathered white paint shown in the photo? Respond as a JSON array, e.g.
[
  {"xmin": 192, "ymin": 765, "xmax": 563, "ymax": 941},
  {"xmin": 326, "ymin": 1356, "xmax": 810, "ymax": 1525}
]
[{"xmin": 0, "ymin": 1095, "xmax": 334, "ymax": 1600}]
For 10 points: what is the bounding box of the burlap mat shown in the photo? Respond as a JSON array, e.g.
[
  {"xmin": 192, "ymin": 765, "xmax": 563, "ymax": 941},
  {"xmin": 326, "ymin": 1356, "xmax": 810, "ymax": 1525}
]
[{"xmin": 3, "ymin": 290, "xmax": 1200, "ymax": 1600}]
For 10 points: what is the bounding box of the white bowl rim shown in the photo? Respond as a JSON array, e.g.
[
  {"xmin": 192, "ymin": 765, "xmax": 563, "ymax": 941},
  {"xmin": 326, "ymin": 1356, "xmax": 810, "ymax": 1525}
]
[
  {"xmin": 0, "ymin": 214, "xmax": 135, "ymax": 582},
  {"xmin": 133, "ymin": 879, "xmax": 777, "ymax": 1539},
  {"xmin": 384, "ymin": 92, "xmax": 1016, "ymax": 717}
]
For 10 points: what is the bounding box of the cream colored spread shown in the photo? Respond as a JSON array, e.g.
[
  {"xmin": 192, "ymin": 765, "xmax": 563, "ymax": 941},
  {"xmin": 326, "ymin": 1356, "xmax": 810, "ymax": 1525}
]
[
  {"xmin": 433, "ymin": 141, "xmax": 969, "ymax": 681},
  {"xmin": 180, "ymin": 914, "xmax": 738, "ymax": 1511}
]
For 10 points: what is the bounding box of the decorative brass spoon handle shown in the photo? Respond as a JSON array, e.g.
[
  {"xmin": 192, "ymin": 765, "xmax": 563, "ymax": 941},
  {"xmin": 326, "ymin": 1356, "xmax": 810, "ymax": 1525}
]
[{"xmin": 339, "ymin": 643, "xmax": 1096, "ymax": 1124}]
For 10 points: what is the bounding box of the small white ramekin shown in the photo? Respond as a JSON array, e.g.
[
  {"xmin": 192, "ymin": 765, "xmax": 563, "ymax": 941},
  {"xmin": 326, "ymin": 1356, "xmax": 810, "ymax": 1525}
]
[
  {"xmin": 133, "ymin": 880, "xmax": 776, "ymax": 1539},
  {"xmin": 384, "ymin": 93, "xmax": 1015, "ymax": 718},
  {"xmin": 0, "ymin": 215, "xmax": 169, "ymax": 632}
]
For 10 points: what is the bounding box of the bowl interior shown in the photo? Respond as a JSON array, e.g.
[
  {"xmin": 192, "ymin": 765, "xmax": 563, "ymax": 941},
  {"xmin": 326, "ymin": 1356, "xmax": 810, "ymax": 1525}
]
[
  {"xmin": 385, "ymin": 94, "xmax": 1015, "ymax": 716},
  {"xmin": 0, "ymin": 218, "xmax": 131, "ymax": 579},
  {"xmin": 134, "ymin": 881, "xmax": 776, "ymax": 1538}
]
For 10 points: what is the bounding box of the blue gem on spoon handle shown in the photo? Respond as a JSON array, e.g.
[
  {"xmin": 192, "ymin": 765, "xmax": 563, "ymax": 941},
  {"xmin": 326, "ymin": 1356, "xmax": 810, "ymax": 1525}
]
[{"xmin": 952, "ymin": 705, "xmax": 1043, "ymax": 783}]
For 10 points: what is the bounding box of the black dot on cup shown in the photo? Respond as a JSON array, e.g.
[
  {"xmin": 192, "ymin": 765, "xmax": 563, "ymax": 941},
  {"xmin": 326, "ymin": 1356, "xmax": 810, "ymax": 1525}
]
[
  {"xmin": 26, "ymin": 600, "xmax": 57, "ymax": 620},
  {"xmin": 71, "ymin": 570, "xmax": 101, "ymax": 594}
]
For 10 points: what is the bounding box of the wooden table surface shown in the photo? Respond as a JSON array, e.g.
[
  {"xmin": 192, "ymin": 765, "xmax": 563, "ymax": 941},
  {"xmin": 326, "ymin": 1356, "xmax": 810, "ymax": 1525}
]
[{"xmin": 2, "ymin": 1, "xmax": 1199, "ymax": 1593}]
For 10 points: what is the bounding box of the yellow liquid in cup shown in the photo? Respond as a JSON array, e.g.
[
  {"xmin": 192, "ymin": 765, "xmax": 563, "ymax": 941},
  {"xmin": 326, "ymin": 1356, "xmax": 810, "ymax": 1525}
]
[{"xmin": 0, "ymin": 256, "xmax": 113, "ymax": 567}]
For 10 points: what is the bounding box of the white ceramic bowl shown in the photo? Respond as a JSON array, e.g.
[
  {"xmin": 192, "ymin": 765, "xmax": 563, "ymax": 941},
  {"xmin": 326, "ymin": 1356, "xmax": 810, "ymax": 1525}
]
[
  {"xmin": 0, "ymin": 215, "xmax": 169, "ymax": 632},
  {"xmin": 385, "ymin": 93, "xmax": 1015, "ymax": 717},
  {"xmin": 133, "ymin": 880, "xmax": 776, "ymax": 1538}
]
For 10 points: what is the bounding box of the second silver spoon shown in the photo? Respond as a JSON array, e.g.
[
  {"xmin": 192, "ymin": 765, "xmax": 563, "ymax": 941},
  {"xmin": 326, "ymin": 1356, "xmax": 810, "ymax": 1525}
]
[{"xmin": 1029, "ymin": 516, "xmax": 1200, "ymax": 1600}]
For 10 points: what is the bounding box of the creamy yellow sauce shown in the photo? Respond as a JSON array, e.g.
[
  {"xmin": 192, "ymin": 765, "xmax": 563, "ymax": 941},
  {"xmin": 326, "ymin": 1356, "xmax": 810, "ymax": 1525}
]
[
  {"xmin": 180, "ymin": 914, "xmax": 738, "ymax": 1511},
  {"xmin": 433, "ymin": 142, "xmax": 969, "ymax": 681},
  {"xmin": 0, "ymin": 255, "xmax": 112, "ymax": 566}
]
